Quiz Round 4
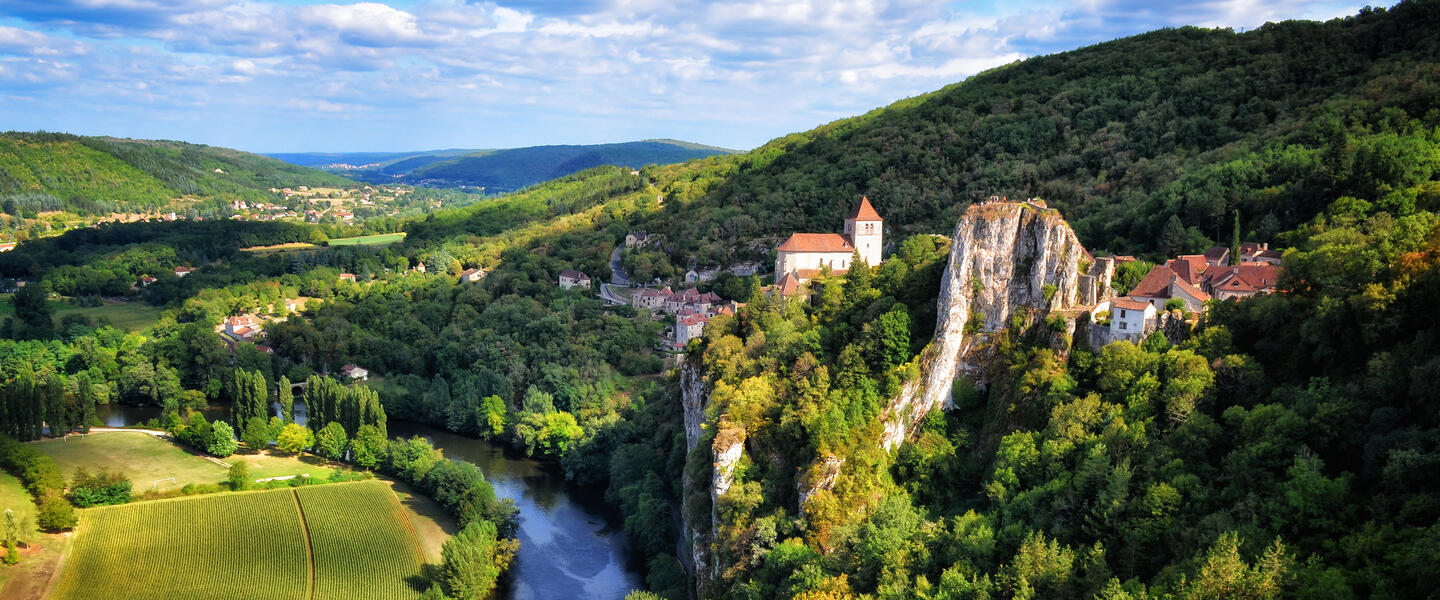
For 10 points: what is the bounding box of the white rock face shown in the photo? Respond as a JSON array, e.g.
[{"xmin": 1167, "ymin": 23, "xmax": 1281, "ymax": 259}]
[{"xmin": 881, "ymin": 202, "xmax": 1102, "ymax": 451}]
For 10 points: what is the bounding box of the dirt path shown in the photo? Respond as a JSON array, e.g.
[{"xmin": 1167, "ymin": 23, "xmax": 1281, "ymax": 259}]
[
  {"xmin": 35, "ymin": 532, "xmax": 75, "ymax": 600},
  {"xmin": 290, "ymin": 490, "xmax": 316, "ymax": 600}
]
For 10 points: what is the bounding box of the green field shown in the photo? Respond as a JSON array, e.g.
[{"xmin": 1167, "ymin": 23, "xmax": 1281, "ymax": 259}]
[
  {"xmin": 32, "ymin": 432, "xmax": 339, "ymax": 492},
  {"xmin": 51, "ymin": 482, "xmax": 426, "ymax": 600},
  {"xmin": 0, "ymin": 471, "xmax": 37, "ymax": 543},
  {"xmin": 0, "ymin": 295, "xmax": 165, "ymax": 332},
  {"xmin": 326, "ymin": 232, "xmax": 405, "ymax": 247},
  {"xmin": 298, "ymin": 483, "xmax": 428, "ymax": 600}
]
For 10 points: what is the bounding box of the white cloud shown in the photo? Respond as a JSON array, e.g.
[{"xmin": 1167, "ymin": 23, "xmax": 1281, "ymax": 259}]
[{"xmin": 0, "ymin": 0, "xmax": 1368, "ymax": 151}]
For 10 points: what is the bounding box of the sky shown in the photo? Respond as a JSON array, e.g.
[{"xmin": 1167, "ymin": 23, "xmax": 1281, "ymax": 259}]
[{"xmin": 0, "ymin": 0, "xmax": 1366, "ymax": 153}]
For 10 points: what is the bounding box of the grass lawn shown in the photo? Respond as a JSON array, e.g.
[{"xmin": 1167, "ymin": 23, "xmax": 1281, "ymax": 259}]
[
  {"xmin": 50, "ymin": 482, "xmax": 427, "ymax": 600},
  {"xmin": 0, "ymin": 471, "xmax": 68, "ymax": 600},
  {"xmin": 0, "ymin": 295, "xmax": 165, "ymax": 332},
  {"xmin": 239, "ymin": 242, "xmax": 321, "ymax": 255},
  {"xmin": 327, "ymin": 232, "xmax": 405, "ymax": 247},
  {"xmin": 30, "ymin": 432, "xmax": 343, "ymax": 491},
  {"xmin": 0, "ymin": 471, "xmax": 37, "ymax": 543}
]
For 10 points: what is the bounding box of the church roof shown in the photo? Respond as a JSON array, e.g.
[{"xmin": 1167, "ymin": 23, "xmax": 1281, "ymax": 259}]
[
  {"xmin": 846, "ymin": 196, "xmax": 883, "ymax": 221},
  {"xmin": 776, "ymin": 233, "xmax": 854, "ymax": 253}
]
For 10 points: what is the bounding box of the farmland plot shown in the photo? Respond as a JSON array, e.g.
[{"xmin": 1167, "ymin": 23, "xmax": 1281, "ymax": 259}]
[
  {"xmin": 50, "ymin": 489, "xmax": 309, "ymax": 600},
  {"xmin": 298, "ymin": 481, "xmax": 428, "ymax": 600}
]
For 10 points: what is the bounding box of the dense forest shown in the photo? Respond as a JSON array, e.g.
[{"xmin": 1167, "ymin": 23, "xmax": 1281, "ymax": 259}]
[{"xmin": 2, "ymin": 2, "xmax": 1439, "ymax": 599}]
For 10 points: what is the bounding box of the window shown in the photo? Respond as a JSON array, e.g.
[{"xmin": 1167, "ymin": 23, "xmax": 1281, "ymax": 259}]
[
  {"xmin": 1119, "ymin": 322, "xmax": 1127, "ymax": 330},
  {"xmin": 1119, "ymin": 309, "xmax": 1127, "ymax": 318}
]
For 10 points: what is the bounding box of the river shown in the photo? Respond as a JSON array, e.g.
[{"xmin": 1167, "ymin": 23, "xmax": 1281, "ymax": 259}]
[{"xmin": 92, "ymin": 402, "xmax": 645, "ymax": 599}]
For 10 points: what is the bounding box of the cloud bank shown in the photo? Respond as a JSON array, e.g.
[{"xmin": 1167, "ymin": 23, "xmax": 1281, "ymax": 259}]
[{"xmin": 0, "ymin": 0, "xmax": 1364, "ymax": 151}]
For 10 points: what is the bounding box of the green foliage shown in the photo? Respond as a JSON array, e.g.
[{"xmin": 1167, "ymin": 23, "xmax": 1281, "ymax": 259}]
[
  {"xmin": 276, "ymin": 422, "xmax": 313, "ymax": 454},
  {"xmin": 315, "ymin": 421, "xmax": 349, "ymax": 460},
  {"xmin": 67, "ymin": 468, "xmax": 131, "ymax": 507},
  {"xmin": 227, "ymin": 461, "xmax": 250, "ymax": 491},
  {"xmin": 438, "ymin": 519, "xmax": 518, "ymax": 600},
  {"xmin": 37, "ymin": 494, "xmax": 76, "ymax": 532},
  {"xmin": 206, "ymin": 421, "xmax": 238, "ymax": 458}
]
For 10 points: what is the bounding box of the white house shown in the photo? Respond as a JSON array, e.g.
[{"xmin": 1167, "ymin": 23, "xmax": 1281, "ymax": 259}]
[
  {"xmin": 459, "ymin": 268, "xmax": 485, "ymax": 283},
  {"xmin": 1109, "ymin": 297, "xmax": 1157, "ymax": 341},
  {"xmin": 559, "ymin": 269, "xmax": 592, "ymax": 289},
  {"xmin": 774, "ymin": 197, "xmax": 883, "ymax": 284},
  {"xmin": 224, "ymin": 315, "xmax": 262, "ymax": 342},
  {"xmin": 674, "ymin": 313, "xmax": 709, "ymax": 348},
  {"xmin": 340, "ymin": 364, "xmax": 369, "ymax": 381},
  {"xmin": 174, "ymin": 266, "xmax": 194, "ymax": 278}
]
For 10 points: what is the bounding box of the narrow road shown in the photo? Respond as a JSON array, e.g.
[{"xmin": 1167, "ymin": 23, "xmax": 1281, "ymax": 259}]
[
  {"xmin": 598, "ymin": 283, "xmax": 630, "ymax": 306},
  {"xmin": 609, "ymin": 246, "xmax": 630, "ymax": 286}
]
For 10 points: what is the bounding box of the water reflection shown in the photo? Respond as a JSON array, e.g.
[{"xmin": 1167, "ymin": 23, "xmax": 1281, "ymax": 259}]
[{"xmin": 91, "ymin": 403, "xmax": 643, "ymax": 600}]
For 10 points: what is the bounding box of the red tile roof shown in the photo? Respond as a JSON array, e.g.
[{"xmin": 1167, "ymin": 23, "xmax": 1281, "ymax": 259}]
[
  {"xmin": 1110, "ymin": 297, "xmax": 1152, "ymax": 311},
  {"xmin": 777, "ymin": 233, "xmax": 854, "ymax": 253},
  {"xmin": 774, "ymin": 272, "xmax": 804, "ymax": 295},
  {"xmin": 846, "ymin": 196, "xmax": 883, "ymax": 222}
]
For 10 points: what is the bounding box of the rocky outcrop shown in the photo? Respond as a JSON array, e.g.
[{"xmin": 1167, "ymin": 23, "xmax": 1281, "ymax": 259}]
[{"xmin": 880, "ymin": 202, "xmax": 1107, "ymax": 451}]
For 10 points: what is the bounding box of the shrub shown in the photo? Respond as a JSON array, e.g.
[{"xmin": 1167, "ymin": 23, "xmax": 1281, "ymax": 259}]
[
  {"xmin": 38, "ymin": 495, "xmax": 77, "ymax": 532},
  {"xmin": 68, "ymin": 468, "xmax": 132, "ymax": 507}
]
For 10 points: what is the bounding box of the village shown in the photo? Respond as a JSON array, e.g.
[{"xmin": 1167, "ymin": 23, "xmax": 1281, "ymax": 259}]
[{"xmin": 572, "ymin": 195, "xmax": 1286, "ymax": 354}]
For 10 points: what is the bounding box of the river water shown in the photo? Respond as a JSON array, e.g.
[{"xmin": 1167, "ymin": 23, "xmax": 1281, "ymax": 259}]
[{"xmin": 93, "ymin": 402, "xmax": 644, "ymax": 599}]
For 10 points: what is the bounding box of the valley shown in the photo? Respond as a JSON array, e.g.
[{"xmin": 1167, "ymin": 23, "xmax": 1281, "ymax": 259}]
[{"xmin": 2, "ymin": 2, "xmax": 1440, "ymax": 600}]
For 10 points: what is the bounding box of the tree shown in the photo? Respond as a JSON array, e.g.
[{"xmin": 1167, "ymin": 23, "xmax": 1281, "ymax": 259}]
[
  {"xmin": 10, "ymin": 282, "xmax": 54, "ymax": 339},
  {"xmin": 37, "ymin": 495, "xmax": 76, "ymax": 532},
  {"xmin": 478, "ymin": 395, "xmax": 506, "ymax": 439},
  {"xmin": 1, "ymin": 507, "xmax": 16, "ymax": 565},
  {"xmin": 242, "ymin": 416, "xmax": 273, "ymax": 450},
  {"xmin": 1161, "ymin": 215, "xmax": 1187, "ymax": 257},
  {"xmin": 44, "ymin": 373, "xmax": 66, "ymax": 437},
  {"xmin": 207, "ymin": 421, "xmax": 238, "ymax": 458},
  {"xmin": 350, "ymin": 424, "xmax": 386, "ymax": 469},
  {"xmin": 76, "ymin": 372, "xmax": 94, "ymax": 433},
  {"xmin": 1230, "ymin": 209, "xmax": 1242, "ymax": 266},
  {"xmin": 277, "ymin": 375, "xmax": 294, "ymax": 422},
  {"xmin": 227, "ymin": 461, "xmax": 250, "ymax": 491},
  {"xmin": 276, "ymin": 422, "xmax": 314, "ymax": 454},
  {"xmin": 316, "ymin": 421, "xmax": 348, "ymax": 460},
  {"xmin": 439, "ymin": 520, "xmax": 517, "ymax": 599},
  {"xmin": 230, "ymin": 369, "xmax": 269, "ymax": 432}
]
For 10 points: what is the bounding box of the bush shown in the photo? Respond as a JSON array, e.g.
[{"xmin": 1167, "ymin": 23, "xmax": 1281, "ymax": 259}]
[
  {"xmin": 68, "ymin": 468, "xmax": 132, "ymax": 507},
  {"xmin": 207, "ymin": 421, "xmax": 238, "ymax": 458},
  {"xmin": 37, "ymin": 495, "xmax": 77, "ymax": 532}
]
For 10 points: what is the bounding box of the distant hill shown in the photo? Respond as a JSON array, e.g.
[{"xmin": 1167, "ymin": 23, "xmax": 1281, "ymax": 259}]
[
  {"xmin": 269, "ymin": 140, "xmax": 735, "ymax": 192},
  {"xmin": 0, "ymin": 132, "xmax": 352, "ymax": 215}
]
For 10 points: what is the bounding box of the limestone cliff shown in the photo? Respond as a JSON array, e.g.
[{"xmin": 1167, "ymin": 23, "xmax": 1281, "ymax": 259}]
[
  {"xmin": 880, "ymin": 201, "xmax": 1109, "ymax": 450},
  {"xmin": 680, "ymin": 202, "xmax": 1110, "ymax": 594}
]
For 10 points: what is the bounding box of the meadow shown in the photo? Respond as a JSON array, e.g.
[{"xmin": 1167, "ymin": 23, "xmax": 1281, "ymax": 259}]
[
  {"xmin": 50, "ymin": 481, "xmax": 427, "ymax": 600},
  {"xmin": 32, "ymin": 432, "xmax": 340, "ymax": 492},
  {"xmin": 325, "ymin": 232, "xmax": 405, "ymax": 247},
  {"xmin": 0, "ymin": 295, "xmax": 165, "ymax": 332}
]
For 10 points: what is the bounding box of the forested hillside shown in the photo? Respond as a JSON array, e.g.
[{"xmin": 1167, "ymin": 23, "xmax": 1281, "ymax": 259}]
[
  {"xmin": 404, "ymin": 140, "xmax": 733, "ymax": 192},
  {"xmin": 0, "ymin": 132, "xmax": 353, "ymax": 214},
  {"xmin": 634, "ymin": 3, "xmax": 1440, "ymax": 267}
]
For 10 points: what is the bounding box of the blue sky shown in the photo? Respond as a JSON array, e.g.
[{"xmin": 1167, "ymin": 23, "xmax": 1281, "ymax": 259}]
[{"xmin": 0, "ymin": 0, "xmax": 1364, "ymax": 153}]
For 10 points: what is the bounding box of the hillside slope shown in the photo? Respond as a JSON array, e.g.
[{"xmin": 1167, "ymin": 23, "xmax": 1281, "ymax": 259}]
[
  {"xmin": 639, "ymin": 3, "xmax": 1440, "ymax": 267},
  {"xmin": 0, "ymin": 132, "xmax": 353, "ymax": 214},
  {"xmin": 404, "ymin": 140, "xmax": 734, "ymax": 192}
]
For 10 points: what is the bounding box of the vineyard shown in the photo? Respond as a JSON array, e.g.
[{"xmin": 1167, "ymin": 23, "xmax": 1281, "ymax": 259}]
[
  {"xmin": 298, "ymin": 481, "xmax": 429, "ymax": 600},
  {"xmin": 50, "ymin": 482, "xmax": 427, "ymax": 600}
]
